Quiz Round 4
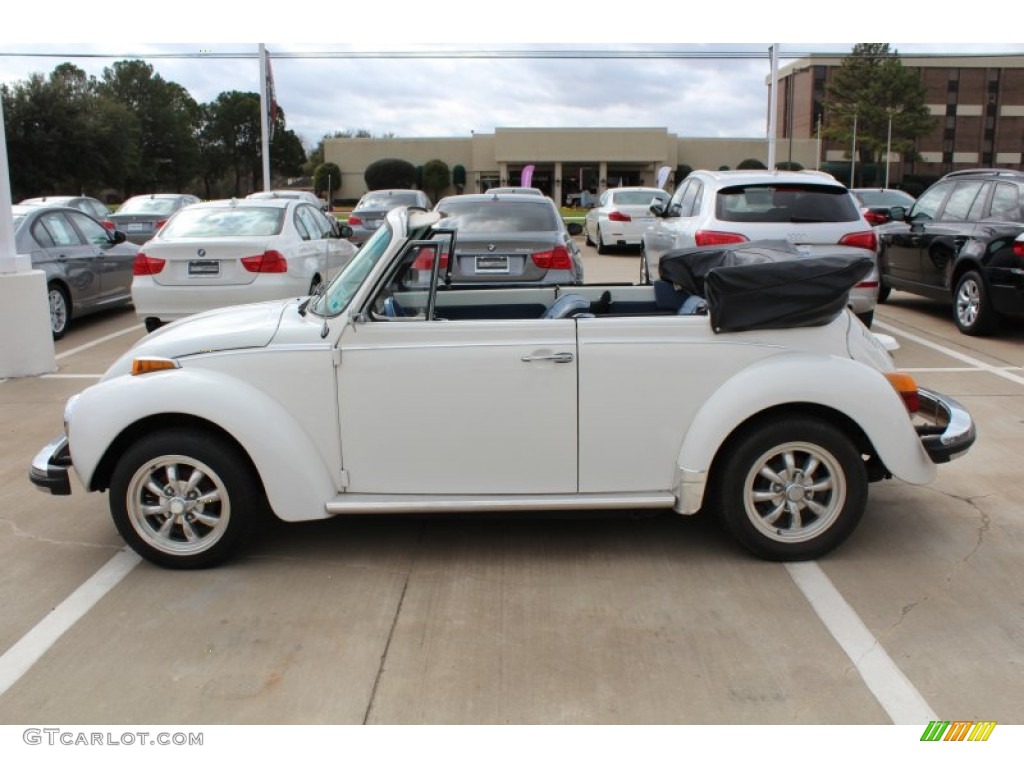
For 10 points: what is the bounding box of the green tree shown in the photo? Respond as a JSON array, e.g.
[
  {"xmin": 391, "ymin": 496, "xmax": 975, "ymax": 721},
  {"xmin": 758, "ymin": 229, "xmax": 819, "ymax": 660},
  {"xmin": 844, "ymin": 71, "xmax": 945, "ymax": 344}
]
[
  {"xmin": 99, "ymin": 60, "xmax": 200, "ymax": 195},
  {"xmin": 452, "ymin": 164, "xmax": 467, "ymax": 193},
  {"xmin": 737, "ymin": 158, "xmax": 768, "ymax": 170},
  {"xmin": 823, "ymin": 43, "xmax": 935, "ymax": 183},
  {"xmin": 775, "ymin": 161, "xmax": 804, "ymax": 171},
  {"xmin": 313, "ymin": 162, "xmax": 342, "ymax": 200},
  {"xmin": 421, "ymin": 159, "xmax": 451, "ymax": 203},
  {"xmin": 365, "ymin": 158, "xmax": 416, "ymax": 190}
]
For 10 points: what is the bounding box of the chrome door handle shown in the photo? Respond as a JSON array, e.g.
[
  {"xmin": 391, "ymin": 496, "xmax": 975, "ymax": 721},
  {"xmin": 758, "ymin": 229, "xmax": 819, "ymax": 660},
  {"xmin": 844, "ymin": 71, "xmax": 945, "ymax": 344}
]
[{"xmin": 521, "ymin": 352, "xmax": 574, "ymax": 363}]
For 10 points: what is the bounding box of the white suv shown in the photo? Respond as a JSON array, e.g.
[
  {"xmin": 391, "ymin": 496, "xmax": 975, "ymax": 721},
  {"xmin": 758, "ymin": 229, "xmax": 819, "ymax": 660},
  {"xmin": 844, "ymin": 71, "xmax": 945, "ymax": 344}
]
[{"xmin": 642, "ymin": 170, "xmax": 880, "ymax": 325}]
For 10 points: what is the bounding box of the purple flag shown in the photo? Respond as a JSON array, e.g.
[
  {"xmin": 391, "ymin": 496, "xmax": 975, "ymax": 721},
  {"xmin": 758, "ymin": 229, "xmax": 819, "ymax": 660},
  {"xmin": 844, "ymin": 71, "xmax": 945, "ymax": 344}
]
[{"xmin": 520, "ymin": 164, "xmax": 535, "ymax": 188}]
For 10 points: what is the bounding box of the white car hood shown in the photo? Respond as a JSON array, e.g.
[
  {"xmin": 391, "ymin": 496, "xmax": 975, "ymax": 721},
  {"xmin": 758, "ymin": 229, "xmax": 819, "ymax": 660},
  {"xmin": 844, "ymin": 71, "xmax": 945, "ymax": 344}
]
[{"xmin": 103, "ymin": 300, "xmax": 293, "ymax": 380}]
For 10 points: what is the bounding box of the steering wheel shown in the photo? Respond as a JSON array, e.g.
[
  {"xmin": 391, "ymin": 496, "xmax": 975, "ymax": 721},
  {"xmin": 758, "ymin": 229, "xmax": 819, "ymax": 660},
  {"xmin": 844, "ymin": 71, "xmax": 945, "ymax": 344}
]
[{"xmin": 383, "ymin": 296, "xmax": 405, "ymax": 318}]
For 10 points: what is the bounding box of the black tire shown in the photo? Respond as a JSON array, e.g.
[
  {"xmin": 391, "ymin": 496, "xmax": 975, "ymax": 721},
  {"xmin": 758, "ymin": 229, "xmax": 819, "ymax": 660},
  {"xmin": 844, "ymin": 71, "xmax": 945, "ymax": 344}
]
[
  {"xmin": 953, "ymin": 270, "xmax": 999, "ymax": 336},
  {"xmin": 144, "ymin": 317, "xmax": 164, "ymax": 333},
  {"xmin": 48, "ymin": 283, "xmax": 71, "ymax": 340},
  {"xmin": 855, "ymin": 310, "xmax": 874, "ymax": 328},
  {"xmin": 876, "ymin": 280, "xmax": 891, "ymax": 304},
  {"xmin": 584, "ymin": 226, "xmax": 594, "ymax": 247},
  {"xmin": 713, "ymin": 416, "xmax": 868, "ymax": 561},
  {"xmin": 109, "ymin": 429, "xmax": 261, "ymax": 569},
  {"xmin": 596, "ymin": 226, "xmax": 609, "ymax": 255}
]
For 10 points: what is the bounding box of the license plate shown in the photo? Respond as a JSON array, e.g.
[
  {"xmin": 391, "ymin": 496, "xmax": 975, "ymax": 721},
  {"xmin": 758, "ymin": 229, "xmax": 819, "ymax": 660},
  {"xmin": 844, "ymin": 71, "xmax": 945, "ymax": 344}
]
[
  {"xmin": 188, "ymin": 260, "xmax": 220, "ymax": 276},
  {"xmin": 475, "ymin": 255, "xmax": 509, "ymax": 273},
  {"xmin": 125, "ymin": 223, "xmax": 148, "ymax": 232}
]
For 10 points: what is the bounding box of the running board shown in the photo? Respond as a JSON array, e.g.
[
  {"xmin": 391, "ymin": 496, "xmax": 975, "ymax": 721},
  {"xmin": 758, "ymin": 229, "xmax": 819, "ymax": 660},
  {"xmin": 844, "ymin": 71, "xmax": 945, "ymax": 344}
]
[{"xmin": 325, "ymin": 491, "xmax": 676, "ymax": 515}]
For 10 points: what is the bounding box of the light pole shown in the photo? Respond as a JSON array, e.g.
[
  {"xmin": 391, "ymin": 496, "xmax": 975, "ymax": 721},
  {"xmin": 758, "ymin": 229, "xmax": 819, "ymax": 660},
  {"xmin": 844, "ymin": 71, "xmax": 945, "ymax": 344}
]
[
  {"xmin": 884, "ymin": 107, "xmax": 901, "ymax": 189},
  {"xmin": 849, "ymin": 108, "xmax": 858, "ymax": 188}
]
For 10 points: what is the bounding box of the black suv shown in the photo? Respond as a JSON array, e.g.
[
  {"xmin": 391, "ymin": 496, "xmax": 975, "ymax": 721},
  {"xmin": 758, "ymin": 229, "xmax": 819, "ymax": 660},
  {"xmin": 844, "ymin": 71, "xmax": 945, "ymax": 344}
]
[{"xmin": 877, "ymin": 168, "xmax": 1024, "ymax": 335}]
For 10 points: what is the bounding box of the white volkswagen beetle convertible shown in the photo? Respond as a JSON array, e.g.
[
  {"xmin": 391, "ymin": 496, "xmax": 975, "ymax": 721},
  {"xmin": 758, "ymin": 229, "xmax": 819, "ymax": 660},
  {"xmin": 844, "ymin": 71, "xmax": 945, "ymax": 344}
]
[{"xmin": 31, "ymin": 208, "xmax": 976, "ymax": 569}]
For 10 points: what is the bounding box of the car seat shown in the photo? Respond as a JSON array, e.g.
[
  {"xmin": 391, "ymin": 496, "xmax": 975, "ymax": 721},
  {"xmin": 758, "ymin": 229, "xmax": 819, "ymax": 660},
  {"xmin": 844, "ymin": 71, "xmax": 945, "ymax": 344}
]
[{"xmin": 541, "ymin": 294, "xmax": 593, "ymax": 319}]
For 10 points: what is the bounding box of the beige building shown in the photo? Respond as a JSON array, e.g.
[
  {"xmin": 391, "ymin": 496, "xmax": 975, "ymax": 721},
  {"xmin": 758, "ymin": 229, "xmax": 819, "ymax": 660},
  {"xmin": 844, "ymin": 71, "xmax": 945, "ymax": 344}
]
[{"xmin": 324, "ymin": 128, "xmax": 818, "ymax": 204}]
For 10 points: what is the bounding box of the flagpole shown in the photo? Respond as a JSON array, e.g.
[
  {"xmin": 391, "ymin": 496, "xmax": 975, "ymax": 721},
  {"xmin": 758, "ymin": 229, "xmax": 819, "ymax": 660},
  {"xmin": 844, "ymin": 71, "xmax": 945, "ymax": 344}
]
[
  {"xmin": 767, "ymin": 44, "xmax": 779, "ymax": 171},
  {"xmin": 258, "ymin": 43, "xmax": 272, "ymax": 192}
]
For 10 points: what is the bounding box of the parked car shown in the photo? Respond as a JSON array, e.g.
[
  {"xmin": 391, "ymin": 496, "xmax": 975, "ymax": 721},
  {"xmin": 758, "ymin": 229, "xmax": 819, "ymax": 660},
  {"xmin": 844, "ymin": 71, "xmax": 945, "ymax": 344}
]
[
  {"xmin": 19, "ymin": 195, "xmax": 114, "ymax": 230},
  {"xmin": 30, "ymin": 206, "xmax": 975, "ymax": 569},
  {"xmin": 433, "ymin": 192, "xmax": 583, "ymax": 285},
  {"xmin": 876, "ymin": 168, "xmax": 1024, "ymax": 336},
  {"xmin": 642, "ymin": 170, "xmax": 881, "ymax": 326},
  {"xmin": 584, "ymin": 186, "xmax": 671, "ymax": 253},
  {"xmin": 247, "ymin": 189, "xmax": 328, "ymax": 212},
  {"xmin": 347, "ymin": 189, "xmax": 432, "ymax": 244},
  {"xmin": 10, "ymin": 204, "xmax": 138, "ymax": 339},
  {"xmin": 131, "ymin": 197, "xmax": 356, "ymax": 332},
  {"xmin": 486, "ymin": 187, "xmax": 544, "ymax": 196},
  {"xmin": 851, "ymin": 188, "xmax": 917, "ymax": 226},
  {"xmin": 107, "ymin": 193, "xmax": 201, "ymax": 245}
]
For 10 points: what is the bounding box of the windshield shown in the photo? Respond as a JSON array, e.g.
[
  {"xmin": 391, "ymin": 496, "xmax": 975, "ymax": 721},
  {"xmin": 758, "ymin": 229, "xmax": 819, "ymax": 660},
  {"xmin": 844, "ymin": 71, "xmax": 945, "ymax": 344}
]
[
  {"xmin": 118, "ymin": 197, "xmax": 181, "ymax": 216},
  {"xmin": 435, "ymin": 200, "xmax": 559, "ymax": 232},
  {"xmin": 310, "ymin": 221, "xmax": 395, "ymax": 317},
  {"xmin": 716, "ymin": 184, "xmax": 860, "ymax": 223},
  {"xmin": 159, "ymin": 206, "xmax": 284, "ymax": 238},
  {"xmin": 356, "ymin": 192, "xmax": 422, "ymax": 211},
  {"xmin": 612, "ymin": 190, "xmax": 670, "ymax": 206},
  {"xmin": 855, "ymin": 190, "xmax": 915, "ymax": 207}
]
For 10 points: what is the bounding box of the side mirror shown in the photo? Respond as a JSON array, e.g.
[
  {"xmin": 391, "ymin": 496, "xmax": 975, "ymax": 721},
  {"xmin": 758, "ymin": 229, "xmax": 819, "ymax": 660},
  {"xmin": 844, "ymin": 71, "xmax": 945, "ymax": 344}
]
[
  {"xmin": 888, "ymin": 206, "xmax": 907, "ymax": 222},
  {"xmin": 649, "ymin": 200, "xmax": 667, "ymax": 217},
  {"xmin": 334, "ymin": 223, "xmax": 353, "ymax": 239},
  {"xmin": 111, "ymin": 230, "xmax": 127, "ymax": 244}
]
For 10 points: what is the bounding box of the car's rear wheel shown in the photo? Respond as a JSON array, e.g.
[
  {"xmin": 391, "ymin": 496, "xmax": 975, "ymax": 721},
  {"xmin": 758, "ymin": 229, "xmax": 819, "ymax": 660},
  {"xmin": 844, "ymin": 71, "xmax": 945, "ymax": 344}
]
[
  {"xmin": 953, "ymin": 270, "xmax": 999, "ymax": 336},
  {"xmin": 639, "ymin": 245, "xmax": 651, "ymax": 285},
  {"xmin": 876, "ymin": 281, "xmax": 891, "ymax": 304},
  {"xmin": 596, "ymin": 226, "xmax": 609, "ymax": 254},
  {"xmin": 109, "ymin": 429, "xmax": 260, "ymax": 569},
  {"xmin": 48, "ymin": 283, "xmax": 71, "ymax": 340},
  {"xmin": 584, "ymin": 225, "xmax": 595, "ymax": 246},
  {"xmin": 713, "ymin": 416, "xmax": 868, "ymax": 561}
]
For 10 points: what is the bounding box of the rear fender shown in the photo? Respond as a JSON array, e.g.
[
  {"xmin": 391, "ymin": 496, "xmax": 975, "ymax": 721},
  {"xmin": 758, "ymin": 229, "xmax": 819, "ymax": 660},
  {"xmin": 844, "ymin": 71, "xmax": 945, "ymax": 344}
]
[{"xmin": 674, "ymin": 353, "xmax": 935, "ymax": 513}]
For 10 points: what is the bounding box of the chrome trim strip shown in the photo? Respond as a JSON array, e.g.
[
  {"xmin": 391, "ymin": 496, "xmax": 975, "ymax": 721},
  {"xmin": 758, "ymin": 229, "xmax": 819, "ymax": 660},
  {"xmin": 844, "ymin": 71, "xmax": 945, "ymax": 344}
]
[{"xmin": 325, "ymin": 491, "xmax": 676, "ymax": 515}]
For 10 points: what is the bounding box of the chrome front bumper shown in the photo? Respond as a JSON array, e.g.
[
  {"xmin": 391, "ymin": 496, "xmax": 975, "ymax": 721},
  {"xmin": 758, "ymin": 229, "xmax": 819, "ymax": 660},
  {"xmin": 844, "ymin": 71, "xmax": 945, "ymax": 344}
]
[
  {"xmin": 916, "ymin": 388, "xmax": 977, "ymax": 464},
  {"xmin": 29, "ymin": 435, "xmax": 72, "ymax": 495}
]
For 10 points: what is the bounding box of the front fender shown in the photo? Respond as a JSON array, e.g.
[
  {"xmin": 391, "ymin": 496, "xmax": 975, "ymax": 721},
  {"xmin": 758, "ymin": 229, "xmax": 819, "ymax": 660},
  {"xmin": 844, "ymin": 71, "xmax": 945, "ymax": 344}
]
[
  {"xmin": 69, "ymin": 369, "xmax": 337, "ymax": 522},
  {"xmin": 675, "ymin": 353, "xmax": 935, "ymax": 512}
]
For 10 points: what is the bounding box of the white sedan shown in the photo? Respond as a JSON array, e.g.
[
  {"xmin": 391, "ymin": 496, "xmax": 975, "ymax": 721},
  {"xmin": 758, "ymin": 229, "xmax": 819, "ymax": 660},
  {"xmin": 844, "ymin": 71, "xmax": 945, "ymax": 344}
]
[
  {"xmin": 31, "ymin": 208, "xmax": 975, "ymax": 569},
  {"xmin": 584, "ymin": 187, "xmax": 670, "ymax": 253},
  {"xmin": 131, "ymin": 198, "xmax": 356, "ymax": 332}
]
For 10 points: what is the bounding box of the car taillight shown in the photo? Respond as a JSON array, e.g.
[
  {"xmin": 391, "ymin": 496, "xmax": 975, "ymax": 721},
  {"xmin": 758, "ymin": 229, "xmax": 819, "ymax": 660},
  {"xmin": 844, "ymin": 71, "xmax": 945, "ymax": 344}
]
[
  {"xmin": 411, "ymin": 248, "xmax": 450, "ymax": 270},
  {"xmin": 347, "ymin": 215, "xmax": 362, "ymax": 225},
  {"xmin": 694, "ymin": 230, "xmax": 749, "ymax": 246},
  {"xmin": 862, "ymin": 211, "xmax": 888, "ymax": 225},
  {"xmin": 133, "ymin": 253, "xmax": 165, "ymax": 275},
  {"xmin": 839, "ymin": 230, "xmax": 878, "ymax": 251},
  {"xmin": 241, "ymin": 250, "xmax": 288, "ymax": 273},
  {"xmin": 884, "ymin": 372, "xmax": 920, "ymax": 414},
  {"xmin": 154, "ymin": 219, "xmax": 168, "ymax": 230},
  {"xmin": 608, "ymin": 211, "xmax": 631, "ymax": 222},
  {"xmin": 1013, "ymin": 239, "xmax": 1024, "ymax": 257},
  {"xmin": 101, "ymin": 220, "xmax": 115, "ymax": 231},
  {"xmin": 532, "ymin": 246, "xmax": 573, "ymax": 270}
]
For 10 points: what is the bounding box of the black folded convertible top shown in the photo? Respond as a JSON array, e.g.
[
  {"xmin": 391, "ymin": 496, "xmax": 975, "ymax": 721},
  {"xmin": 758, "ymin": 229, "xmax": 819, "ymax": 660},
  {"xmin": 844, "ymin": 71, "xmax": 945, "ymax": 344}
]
[{"xmin": 657, "ymin": 240, "xmax": 874, "ymax": 333}]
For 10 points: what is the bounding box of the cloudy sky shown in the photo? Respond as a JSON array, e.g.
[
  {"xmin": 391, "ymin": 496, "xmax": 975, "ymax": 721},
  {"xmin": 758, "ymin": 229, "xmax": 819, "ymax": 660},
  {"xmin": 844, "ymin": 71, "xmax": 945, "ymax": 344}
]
[{"xmin": 2, "ymin": 8, "xmax": 1020, "ymax": 151}]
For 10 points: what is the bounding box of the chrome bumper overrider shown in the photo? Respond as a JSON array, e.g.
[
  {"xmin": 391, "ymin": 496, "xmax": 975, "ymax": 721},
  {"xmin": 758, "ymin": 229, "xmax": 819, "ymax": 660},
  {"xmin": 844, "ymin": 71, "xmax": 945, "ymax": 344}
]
[
  {"xmin": 29, "ymin": 435, "xmax": 72, "ymax": 495},
  {"xmin": 916, "ymin": 388, "xmax": 977, "ymax": 464}
]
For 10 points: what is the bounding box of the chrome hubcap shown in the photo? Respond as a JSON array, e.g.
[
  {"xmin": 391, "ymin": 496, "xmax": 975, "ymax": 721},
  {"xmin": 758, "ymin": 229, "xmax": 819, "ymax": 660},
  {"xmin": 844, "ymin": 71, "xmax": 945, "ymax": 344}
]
[
  {"xmin": 743, "ymin": 441, "xmax": 846, "ymax": 543},
  {"xmin": 126, "ymin": 455, "xmax": 230, "ymax": 555},
  {"xmin": 956, "ymin": 280, "xmax": 979, "ymax": 326},
  {"xmin": 49, "ymin": 290, "xmax": 67, "ymax": 333}
]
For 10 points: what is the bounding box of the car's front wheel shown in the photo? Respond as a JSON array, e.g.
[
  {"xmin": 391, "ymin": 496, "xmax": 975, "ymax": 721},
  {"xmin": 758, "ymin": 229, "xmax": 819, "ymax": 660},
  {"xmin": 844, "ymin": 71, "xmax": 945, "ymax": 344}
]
[
  {"xmin": 953, "ymin": 270, "xmax": 999, "ymax": 336},
  {"xmin": 48, "ymin": 283, "xmax": 71, "ymax": 340},
  {"xmin": 109, "ymin": 429, "xmax": 261, "ymax": 569},
  {"xmin": 713, "ymin": 416, "xmax": 868, "ymax": 561}
]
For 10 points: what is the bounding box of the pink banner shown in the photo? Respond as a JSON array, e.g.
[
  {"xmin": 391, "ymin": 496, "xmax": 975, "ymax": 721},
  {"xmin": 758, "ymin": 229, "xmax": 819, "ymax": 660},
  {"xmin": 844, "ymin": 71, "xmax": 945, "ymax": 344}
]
[{"xmin": 520, "ymin": 164, "xmax": 535, "ymax": 188}]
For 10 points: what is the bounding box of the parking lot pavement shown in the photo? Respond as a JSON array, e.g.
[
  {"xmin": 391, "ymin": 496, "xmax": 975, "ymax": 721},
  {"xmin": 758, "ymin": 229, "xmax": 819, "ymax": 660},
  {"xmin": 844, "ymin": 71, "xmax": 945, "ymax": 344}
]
[{"xmin": 1, "ymin": 245, "xmax": 1022, "ymax": 727}]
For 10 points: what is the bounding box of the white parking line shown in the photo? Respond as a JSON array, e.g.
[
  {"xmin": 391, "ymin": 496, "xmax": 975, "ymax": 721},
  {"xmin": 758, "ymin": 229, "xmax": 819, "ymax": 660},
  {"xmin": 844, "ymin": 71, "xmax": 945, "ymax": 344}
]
[
  {"xmin": 0, "ymin": 549, "xmax": 140, "ymax": 697},
  {"xmin": 786, "ymin": 562, "xmax": 937, "ymax": 724},
  {"xmin": 875, "ymin": 319, "xmax": 1024, "ymax": 387},
  {"xmin": 41, "ymin": 374, "xmax": 104, "ymax": 380},
  {"xmin": 54, "ymin": 324, "xmax": 143, "ymax": 362}
]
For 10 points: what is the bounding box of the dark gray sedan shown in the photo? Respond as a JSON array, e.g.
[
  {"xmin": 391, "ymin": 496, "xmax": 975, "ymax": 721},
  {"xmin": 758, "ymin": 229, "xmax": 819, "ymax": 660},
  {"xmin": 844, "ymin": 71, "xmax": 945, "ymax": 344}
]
[
  {"xmin": 432, "ymin": 193, "xmax": 583, "ymax": 285},
  {"xmin": 107, "ymin": 193, "xmax": 201, "ymax": 245},
  {"xmin": 347, "ymin": 189, "xmax": 432, "ymax": 244},
  {"xmin": 11, "ymin": 204, "xmax": 139, "ymax": 339}
]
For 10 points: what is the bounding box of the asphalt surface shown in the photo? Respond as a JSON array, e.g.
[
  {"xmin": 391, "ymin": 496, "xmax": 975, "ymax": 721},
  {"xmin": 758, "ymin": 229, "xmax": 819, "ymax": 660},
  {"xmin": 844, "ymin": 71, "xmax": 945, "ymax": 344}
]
[{"xmin": 1, "ymin": 239, "xmax": 1022, "ymax": 732}]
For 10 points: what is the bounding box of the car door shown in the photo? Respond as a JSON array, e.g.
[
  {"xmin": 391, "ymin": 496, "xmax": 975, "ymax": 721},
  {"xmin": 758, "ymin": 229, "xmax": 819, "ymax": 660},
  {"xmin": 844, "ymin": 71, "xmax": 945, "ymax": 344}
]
[
  {"xmin": 335, "ymin": 238, "xmax": 578, "ymax": 495},
  {"xmin": 880, "ymin": 181, "xmax": 951, "ymax": 287},
  {"xmin": 32, "ymin": 210, "xmax": 100, "ymax": 308},
  {"xmin": 67, "ymin": 210, "xmax": 134, "ymax": 303},
  {"xmin": 917, "ymin": 180, "xmax": 987, "ymax": 290}
]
